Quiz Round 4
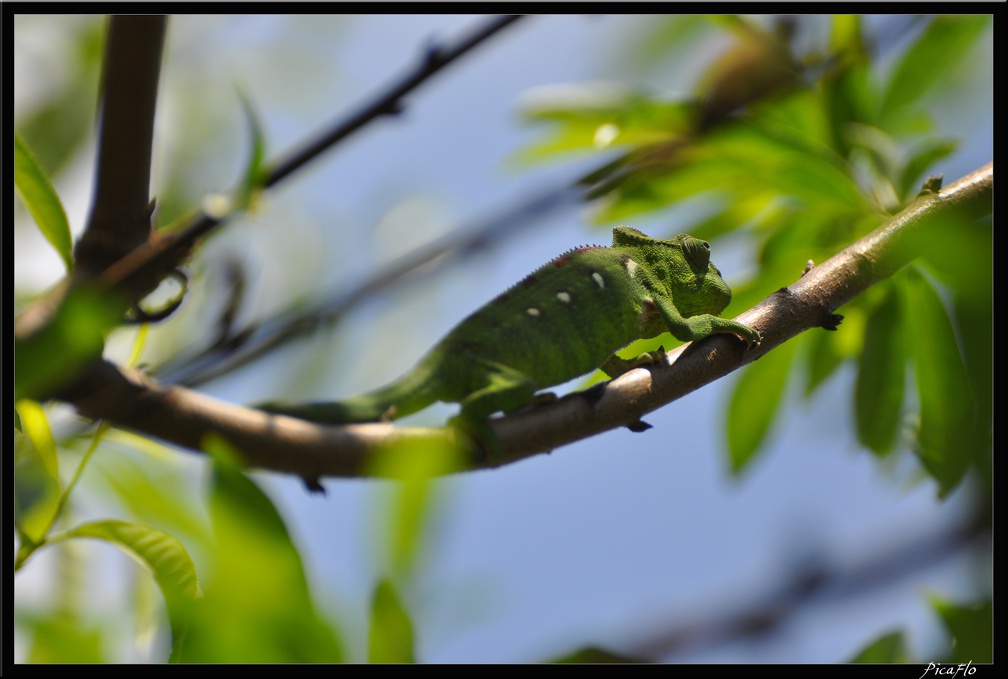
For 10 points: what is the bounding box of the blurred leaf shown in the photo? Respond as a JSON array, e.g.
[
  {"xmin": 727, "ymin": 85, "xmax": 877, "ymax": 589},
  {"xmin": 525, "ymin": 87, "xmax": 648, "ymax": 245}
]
[
  {"xmin": 14, "ymin": 133, "xmax": 74, "ymax": 273},
  {"xmin": 849, "ymin": 630, "xmax": 909, "ymax": 663},
  {"xmin": 63, "ymin": 519, "xmax": 201, "ymax": 645},
  {"xmin": 127, "ymin": 322, "xmax": 150, "ymax": 368},
  {"xmin": 897, "ymin": 139, "xmax": 957, "ymax": 203},
  {"xmin": 173, "ymin": 435, "xmax": 343, "ymax": 662},
  {"xmin": 855, "ymin": 286, "xmax": 906, "ymax": 455},
  {"xmin": 14, "ymin": 287, "xmax": 122, "ymax": 402},
  {"xmin": 15, "ymin": 17, "xmax": 103, "ymax": 175},
  {"xmin": 368, "ymin": 577, "xmax": 415, "ymax": 663},
  {"xmin": 930, "ymin": 596, "xmax": 992, "ymax": 663},
  {"xmin": 368, "ymin": 438, "xmax": 463, "ymax": 574},
  {"xmin": 879, "ymin": 16, "xmax": 991, "ymax": 126},
  {"xmin": 514, "ymin": 88, "xmax": 691, "ymax": 166},
  {"xmin": 14, "ymin": 428, "xmax": 62, "ymax": 552},
  {"xmin": 91, "ymin": 440, "xmax": 211, "ymax": 548},
  {"xmin": 900, "ymin": 269, "xmax": 974, "ymax": 497},
  {"xmin": 15, "ymin": 399, "xmax": 59, "ymax": 480},
  {"xmin": 551, "ymin": 645, "xmax": 648, "ymax": 663},
  {"xmin": 234, "ymin": 87, "xmax": 268, "ymax": 211},
  {"xmin": 20, "ymin": 611, "xmax": 106, "ymax": 663},
  {"xmin": 623, "ymin": 14, "xmax": 713, "ymax": 68},
  {"xmin": 726, "ymin": 337, "xmax": 798, "ymax": 474}
]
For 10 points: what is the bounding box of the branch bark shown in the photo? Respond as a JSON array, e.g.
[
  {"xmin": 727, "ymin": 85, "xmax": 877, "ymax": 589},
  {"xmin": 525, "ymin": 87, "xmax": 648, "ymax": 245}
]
[
  {"xmin": 56, "ymin": 163, "xmax": 992, "ymax": 482},
  {"xmin": 73, "ymin": 15, "xmax": 166, "ymax": 283}
]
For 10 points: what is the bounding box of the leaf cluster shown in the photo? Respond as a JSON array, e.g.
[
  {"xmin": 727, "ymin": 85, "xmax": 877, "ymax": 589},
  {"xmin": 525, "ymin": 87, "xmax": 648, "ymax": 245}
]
[{"xmin": 520, "ymin": 15, "xmax": 991, "ymax": 491}]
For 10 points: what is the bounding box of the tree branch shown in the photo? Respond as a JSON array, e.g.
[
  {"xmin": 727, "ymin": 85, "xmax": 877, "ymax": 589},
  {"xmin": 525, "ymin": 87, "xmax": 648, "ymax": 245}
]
[
  {"xmin": 73, "ymin": 15, "xmax": 166, "ymax": 282},
  {"xmin": 56, "ymin": 163, "xmax": 992, "ymax": 482}
]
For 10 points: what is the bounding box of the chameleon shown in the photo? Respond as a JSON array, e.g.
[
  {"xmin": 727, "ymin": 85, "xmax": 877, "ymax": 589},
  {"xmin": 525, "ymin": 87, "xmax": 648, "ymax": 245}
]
[{"xmin": 258, "ymin": 226, "xmax": 761, "ymax": 448}]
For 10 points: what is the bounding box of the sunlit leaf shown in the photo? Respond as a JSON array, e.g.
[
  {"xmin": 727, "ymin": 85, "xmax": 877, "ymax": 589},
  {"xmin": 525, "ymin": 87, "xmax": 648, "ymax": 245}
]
[
  {"xmin": 14, "ymin": 431, "xmax": 62, "ymax": 551},
  {"xmin": 368, "ymin": 577, "xmax": 415, "ymax": 663},
  {"xmin": 15, "ymin": 399, "xmax": 59, "ymax": 480},
  {"xmin": 64, "ymin": 519, "xmax": 201, "ymax": 651},
  {"xmin": 726, "ymin": 337, "xmax": 798, "ymax": 474},
  {"xmin": 14, "ymin": 133, "xmax": 74, "ymax": 273}
]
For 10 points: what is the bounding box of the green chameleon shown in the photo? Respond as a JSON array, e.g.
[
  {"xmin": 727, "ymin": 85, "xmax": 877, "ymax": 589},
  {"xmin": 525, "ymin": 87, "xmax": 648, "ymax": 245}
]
[{"xmin": 259, "ymin": 226, "xmax": 760, "ymax": 448}]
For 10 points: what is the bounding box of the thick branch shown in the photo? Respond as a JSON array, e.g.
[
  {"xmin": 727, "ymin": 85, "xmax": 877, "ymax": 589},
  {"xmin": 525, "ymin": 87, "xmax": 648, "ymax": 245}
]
[
  {"xmin": 73, "ymin": 15, "xmax": 165, "ymax": 282},
  {"xmin": 58, "ymin": 164, "xmax": 992, "ymax": 480}
]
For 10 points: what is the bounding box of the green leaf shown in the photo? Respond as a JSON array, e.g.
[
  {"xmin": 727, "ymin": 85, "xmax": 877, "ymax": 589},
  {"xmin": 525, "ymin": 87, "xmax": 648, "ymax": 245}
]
[
  {"xmin": 880, "ymin": 15, "xmax": 991, "ymax": 125},
  {"xmin": 726, "ymin": 337, "xmax": 798, "ymax": 474},
  {"xmin": 855, "ymin": 286, "xmax": 906, "ymax": 455},
  {"xmin": 368, "ymin": 438, "xmax": 463, "ymax": 574},
  {"xmin": 551, "ymin": 646, "xmax": 648, "ymax": 663},
  {"xmin": 368, "ymin": 577, "xmax": 415, "ymax": 663},
  {"xmin": 804, "ymin": 326, "xmax": 846, "ymax": 397},
  {"xmin": 20, "ymin": 611, "xmax": 107, "ymax": 663},
  {"xmin": 15, "ymin": 399, "xmax": 59, "ymax": 480},
  {"xmin": 63, "ymin": 520, "xmax": 201, "ymax": 647},
  {"xmin": 930, "ymin": 596, "xmax": 992, "ymax": 663},
  {"xmin": 849, "ymin": 630, "xmax": 908, "ymax": 663},
  {"xmin": 14, "ymin": 132, "xmax": 74, "ymax": 273},
  {"xmin": 171, "ymin": 435, "xmax": 343, "ymax": 662},
  {"xmin": 900, "ymin": 270, "xmax": 974, "ymax": 496},
  {"xmin": 897, "ymin": 139, "xmax": 958, "ymax": 204},
  {"xmin": 14, "ymin": 287, "xmax": 122, "ymax": 402},
  {"xmin": 234, "ymin": 87, "xmax": 268, "ymax": 211}
]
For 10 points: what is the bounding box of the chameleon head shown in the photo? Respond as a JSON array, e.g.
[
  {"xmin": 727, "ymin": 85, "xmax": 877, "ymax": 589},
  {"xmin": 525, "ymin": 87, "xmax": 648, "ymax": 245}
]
[{"xmin": 612, "ymin": 226, "xmax": 734, "ymax": 317}]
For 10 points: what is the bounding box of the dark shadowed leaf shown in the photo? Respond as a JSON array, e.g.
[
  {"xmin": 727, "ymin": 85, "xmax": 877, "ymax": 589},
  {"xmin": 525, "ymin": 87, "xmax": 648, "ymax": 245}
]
[
  {"xmin": 855, "ymin": 286, "xmax": 906, "ymax": 455},
  {"xmin": 900, "ymin": 270, "xmax": 973, "ymax": 497},
  {"xmin": 849, "ymin": 630, "xmax": 908, "ymax": 663},
  {"xmin": 727, "ymin": 337, "xmax": 797, "ymax": 474},
  {"xmin": 930, "ymin": 596, "xmax": 992, "ymax": 663}
]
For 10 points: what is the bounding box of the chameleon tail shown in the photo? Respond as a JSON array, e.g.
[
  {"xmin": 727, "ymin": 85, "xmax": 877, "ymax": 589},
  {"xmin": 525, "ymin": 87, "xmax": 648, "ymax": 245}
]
[{"xmin": 256, "ymin": 361, "xmax": 439, "ymax": 424}]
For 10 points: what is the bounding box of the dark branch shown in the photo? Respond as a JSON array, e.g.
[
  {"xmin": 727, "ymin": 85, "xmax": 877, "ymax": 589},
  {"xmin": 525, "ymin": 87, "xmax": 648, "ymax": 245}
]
[{"xmin": 73, "ymin": 15, "xmax": 166, "ymax": 282}]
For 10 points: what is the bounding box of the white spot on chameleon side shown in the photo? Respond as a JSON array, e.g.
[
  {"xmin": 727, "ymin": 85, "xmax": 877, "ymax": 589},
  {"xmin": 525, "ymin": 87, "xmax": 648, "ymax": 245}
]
[
  {"xmin": 591, "ymin": 272, "xmax": 605, "ymax": 289},
  {"xmin": 526, "ymin": 307, "xmax": 541, "ymax": 317},
  {"xmin": 626, "ymin": 258, "xmax": 638, "ymax": 278},
  {"xmin": 556, "ymin": 291, "xmax": 571, "ymax": 303}
]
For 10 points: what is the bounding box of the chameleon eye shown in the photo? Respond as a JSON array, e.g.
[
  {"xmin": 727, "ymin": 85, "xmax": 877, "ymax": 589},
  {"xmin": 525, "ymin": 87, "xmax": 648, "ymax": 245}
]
[{"xmin": 682, "ymin": 237, "xmax": 711, "ymax": 269}]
